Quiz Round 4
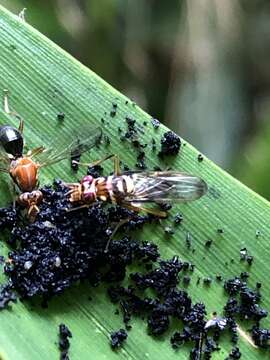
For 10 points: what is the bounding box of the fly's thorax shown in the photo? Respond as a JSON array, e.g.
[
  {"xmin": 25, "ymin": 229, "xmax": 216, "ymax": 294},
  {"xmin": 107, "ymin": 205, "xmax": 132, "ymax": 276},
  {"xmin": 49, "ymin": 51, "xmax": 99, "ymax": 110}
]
[
  {"xmin": 81, "ymin": 176, "xmax": 97, "ymax": 203},
  {"xmin": 10, "ymin": 157, "xmax": 39, "ymax": 192},
  {"xmin": 68, "ymin": 184, "xmax": 82, "ymax": 203}
]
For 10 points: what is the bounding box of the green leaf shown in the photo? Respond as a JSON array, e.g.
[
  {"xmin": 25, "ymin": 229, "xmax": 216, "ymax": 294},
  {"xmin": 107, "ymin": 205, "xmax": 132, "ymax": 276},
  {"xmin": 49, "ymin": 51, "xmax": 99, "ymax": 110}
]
[{"xmin": 0, "ymin": 5, "xmax": 269, "ymax": 360}]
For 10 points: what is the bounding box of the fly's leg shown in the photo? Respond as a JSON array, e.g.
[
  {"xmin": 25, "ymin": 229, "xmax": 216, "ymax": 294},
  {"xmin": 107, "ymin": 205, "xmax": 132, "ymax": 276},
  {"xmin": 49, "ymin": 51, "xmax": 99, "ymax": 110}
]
[
  {"xmin": 28, "ymin": 204, "xmax": 40, "ymax": 223},
  {"xmin": 3, "ymin": 89, "xmax": 24, "ymax": 134},
  {"xmin": 65, "ymin": 203, "xmax": 95, "ymax": 213},
  {"xmin": 73, "ymin": 154, "xmax": 121, "ymax": 175},
  {"xmin": 113, "ymin": 155, "xmax": 121, "ymax": 176},
  {"xmin": 104, "ymin": 218, "xmax": 130, "ymax": 253},
  {"xmin": 105, "ymin": 202, "xmax": 167, "ymax": 252},
  {"xmin": 123, "ymin": 203, "xmax": 167, "ymax": 218}
]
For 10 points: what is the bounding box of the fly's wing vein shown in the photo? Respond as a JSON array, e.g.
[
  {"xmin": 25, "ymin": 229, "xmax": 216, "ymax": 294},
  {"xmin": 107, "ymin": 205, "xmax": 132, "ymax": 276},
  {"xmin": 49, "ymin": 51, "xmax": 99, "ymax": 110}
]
[{"xmin": 122, "ymin": 171, "xmax": 207, "ymax": 203}]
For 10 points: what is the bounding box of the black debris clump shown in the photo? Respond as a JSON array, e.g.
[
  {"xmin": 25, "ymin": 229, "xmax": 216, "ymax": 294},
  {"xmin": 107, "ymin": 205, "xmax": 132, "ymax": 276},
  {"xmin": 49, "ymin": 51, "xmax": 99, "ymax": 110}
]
[
  {"xmin": 57, "ymin": 112, "xmax": 65, "ymax": 121},
  {"xmin": 164, "ymin": 226, "xmax": 174, "ymax": 236},
  {"xmin": 110, "ymin": 329, "xmax": 128, "ymax": 349},
  {"xmin": 136, "ymin": 151, "xmax": 147, "ymax": 170},
  {"xmin": 205, "ymin": 239, "xmax": 213, "ymax": 248},
  {"xmin": 0, "ymin": 283, "xmax": 17, "ymax": 310},
  {"xmin": 0, "ymin": 206, "xmax": 17, "ymax": 230},
  {"xmin": 58, "ymin": 323, "xmax": 72, "ymax": 360},
  {"xmin": 203, "ymin": 277, "xmax": 212, "ymax": 286},
  {"xmin": 239, "ymin": 247, "xmax": 254, "ymax": 266},
  {"xmin": 174, "ymin": 212, "xmax": 183, "ymax": 225},
  {"xmin": 226, "ymin": 346, "xmax": 242, "ymax": 359},
  {"xmin": 197, "ymin": 154, "xmax": 204, "ymax": 162},
  {"xmin": 2, "ymin": 181, "xmax": 151, "ymax": 300},
  {"xmin": 125, "ymin": 117, "xmax": 137, "ymax": 141},
  {"xmin": 151, "ymin": 118, "xmax": 160, "ymax": 129},
  {"xmin": 224, "ymin": 276, "xmax": 268, "ymax": 322},
  {"xmin": 87, "ymin": 165, "xmax": 104, "ymax": 178},
  {"xmin": 251, "ymin": 325, "xmax": 270, "ymax": 348},
  {"xmin": 70, "ymin": 156, "xmax": 80, "ymax": 172},
  {"xmin": 110, "ymin": 102, "xmax": 117, "ymax": 118},
  {"xmin": 159, "ymin": 131, "xmax": 181, "ymax": 156}
]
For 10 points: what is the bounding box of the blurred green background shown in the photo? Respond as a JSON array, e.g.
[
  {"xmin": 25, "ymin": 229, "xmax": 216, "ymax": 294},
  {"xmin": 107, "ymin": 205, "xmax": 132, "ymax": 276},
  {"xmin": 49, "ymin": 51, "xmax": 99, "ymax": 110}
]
[{"xmin": 1, "ymin": 0, "xmax": 270, "ymax": 200}]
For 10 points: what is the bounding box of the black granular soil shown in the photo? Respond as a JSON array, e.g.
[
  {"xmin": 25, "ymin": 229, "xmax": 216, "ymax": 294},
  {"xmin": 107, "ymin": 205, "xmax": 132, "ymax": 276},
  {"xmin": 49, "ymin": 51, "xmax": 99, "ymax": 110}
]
[
  {"xmin": 2, "ymin": 180, "xmax": 150, "ymax": 299},
  {"xmin": 159, "ymin": 131, "xmax": 181, "ymax": 156},
  {"xmin": 0, "ymin": 283, "xmax": 17, "ymax": 309},
  {"xmin": 110, "ymin": 328, "xmax": 128, "ymax": 349},
  {"xmin": 58, "ymin": 323, "xmax": 72, "ymax": 360},
  {"xmin": 0, "ymin": 181, "xmax": 269, "ymax": 357}
]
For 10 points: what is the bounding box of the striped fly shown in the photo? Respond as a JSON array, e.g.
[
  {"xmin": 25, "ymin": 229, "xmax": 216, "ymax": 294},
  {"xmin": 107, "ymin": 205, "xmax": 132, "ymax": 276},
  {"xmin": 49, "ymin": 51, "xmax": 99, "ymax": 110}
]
[{"xmin": 66, "ymin": 156, "xmax": 207, "ymax": 217}]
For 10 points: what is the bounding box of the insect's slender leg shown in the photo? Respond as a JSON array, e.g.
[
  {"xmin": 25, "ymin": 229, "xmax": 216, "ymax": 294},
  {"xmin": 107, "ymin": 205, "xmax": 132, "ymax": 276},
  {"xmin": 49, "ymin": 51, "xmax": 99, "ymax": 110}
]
[
  {"xmin": 3, "ymin": 89, "xmax": 24, "ymax": 134},
  {"xmin": 65, "ymin": 203, "xmax": 95, "ymax": 213},
  {"xmin": 113, "ymin": 154, "xmax": 121, "ymax": 176},
  {"xmin": 73, "ymin": 154, "xmax": 121, "ymax": 176},
  {"xmin": 28, "ymin": 204, "xmax": 39, "ymax": 223},
  {"xmin": 104, "ymin": 218, "xmax": 130, "ymax": 253},
  {"xmin": 17, "ymin": 115, "xmax": 24, "ymax": 134},
  {"xmin": 123, "ymin": 203, "xmax": 167, "ymax": 218},
  {"xmin": 0, "ymin": 168, "xmax": 9, "ymax": 173},
  {"xmin": 27, "ymin": 146, "xmax": 45, "ymax": 158},
  {"xmin": 73, "ymin": 154, "xmax": 115, "ymax": 168}
]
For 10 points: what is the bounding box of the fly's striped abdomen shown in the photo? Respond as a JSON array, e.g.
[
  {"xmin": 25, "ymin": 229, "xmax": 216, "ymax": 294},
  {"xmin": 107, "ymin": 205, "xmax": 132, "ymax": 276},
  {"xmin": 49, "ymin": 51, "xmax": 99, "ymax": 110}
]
[{"xmin": 104, "ymin": 175, "xmax": 135, "ymax": 204}]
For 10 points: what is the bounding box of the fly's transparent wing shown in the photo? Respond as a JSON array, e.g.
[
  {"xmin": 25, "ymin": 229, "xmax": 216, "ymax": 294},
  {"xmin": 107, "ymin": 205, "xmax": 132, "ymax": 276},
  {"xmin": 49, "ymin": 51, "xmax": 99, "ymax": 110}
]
[
  {"xmin": 123, "ymin": 171, "xmax": 207, "ymax": 203},
  {"xmin": 33, "ymin": 126, "xmax": 102, "ymax": 168}
]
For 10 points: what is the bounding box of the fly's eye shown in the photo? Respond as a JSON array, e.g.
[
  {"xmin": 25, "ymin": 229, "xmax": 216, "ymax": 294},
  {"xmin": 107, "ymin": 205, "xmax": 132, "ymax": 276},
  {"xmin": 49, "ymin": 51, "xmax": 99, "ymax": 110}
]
[{"xmin": 81, "ymin": 175, "xmax": 93, "ymax": 184}]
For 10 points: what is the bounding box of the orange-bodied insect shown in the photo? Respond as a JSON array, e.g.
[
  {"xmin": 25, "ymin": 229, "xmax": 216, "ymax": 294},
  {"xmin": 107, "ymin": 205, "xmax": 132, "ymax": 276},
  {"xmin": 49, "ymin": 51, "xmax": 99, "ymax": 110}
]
[
  {"xmin": 66, "ymin": 155, "xmax": 207, "ymax": 218},
  {"xmin": 0, "ymin": 90, "xmax": 102, "ymax": 221}
]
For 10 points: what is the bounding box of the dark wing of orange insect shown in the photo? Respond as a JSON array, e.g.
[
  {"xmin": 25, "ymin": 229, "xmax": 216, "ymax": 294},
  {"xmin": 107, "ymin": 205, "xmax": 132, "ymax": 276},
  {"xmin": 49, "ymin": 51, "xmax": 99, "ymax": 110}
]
[
  {"xmin": 0, "ymin": 144, "xmax": 11, "ymax": 173},
  {"xmin": 122, "ymin": 171, "xmax": 207, "ymax": 204},
  {"xmin": 33, "ymin": 126, "xmax": 102, "ymax": 168}
]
